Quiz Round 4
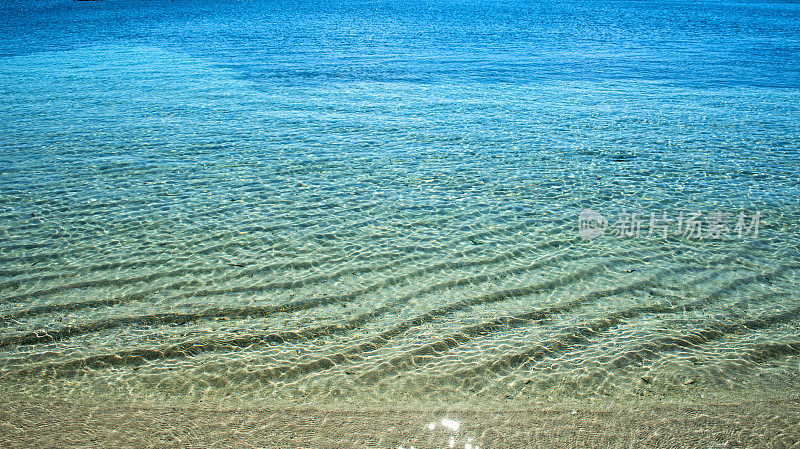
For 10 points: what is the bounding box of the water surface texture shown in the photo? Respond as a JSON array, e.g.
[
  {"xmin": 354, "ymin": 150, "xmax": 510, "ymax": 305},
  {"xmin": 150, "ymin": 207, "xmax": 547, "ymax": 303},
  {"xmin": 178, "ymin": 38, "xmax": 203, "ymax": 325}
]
[{"xmin": 1, "ymin": 0, "xmax": 799, "ymax": 405}]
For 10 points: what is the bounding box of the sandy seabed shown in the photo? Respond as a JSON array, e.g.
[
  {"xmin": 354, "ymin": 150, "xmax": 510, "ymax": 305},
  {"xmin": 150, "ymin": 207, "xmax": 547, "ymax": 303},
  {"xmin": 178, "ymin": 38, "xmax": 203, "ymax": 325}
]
[{"xmin": 1, "ymin": 393, "xmax": 799, "ymax": 448}]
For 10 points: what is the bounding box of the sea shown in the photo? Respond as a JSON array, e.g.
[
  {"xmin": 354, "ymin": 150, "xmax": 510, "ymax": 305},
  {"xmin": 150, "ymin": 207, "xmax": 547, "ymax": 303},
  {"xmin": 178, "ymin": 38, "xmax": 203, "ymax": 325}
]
[{"xmin": 1, "ymin": 0, "xmax": 799, "ymax": 411}]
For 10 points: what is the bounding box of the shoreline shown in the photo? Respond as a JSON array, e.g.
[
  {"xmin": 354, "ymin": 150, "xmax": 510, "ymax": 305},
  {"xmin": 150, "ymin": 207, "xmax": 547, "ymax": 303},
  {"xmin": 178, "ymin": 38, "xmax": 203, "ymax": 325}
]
[{"xmin": 2, "ymin": 393, "xmax": 798, "ymax": 448}]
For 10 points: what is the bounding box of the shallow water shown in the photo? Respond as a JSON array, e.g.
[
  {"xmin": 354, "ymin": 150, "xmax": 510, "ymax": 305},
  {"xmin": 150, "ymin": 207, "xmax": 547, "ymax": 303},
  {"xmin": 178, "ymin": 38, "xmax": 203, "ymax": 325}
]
[{"xmin": 1, "ymin": 0, "xmax": 799, "ymax": 407}]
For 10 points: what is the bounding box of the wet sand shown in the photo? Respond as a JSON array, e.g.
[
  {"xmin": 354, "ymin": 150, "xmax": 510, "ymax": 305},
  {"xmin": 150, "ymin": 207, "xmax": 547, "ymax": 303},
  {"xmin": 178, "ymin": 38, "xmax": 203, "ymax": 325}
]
[{"xmin": 1, "ymin": 394, "xmax": 798, "ymax": 448}]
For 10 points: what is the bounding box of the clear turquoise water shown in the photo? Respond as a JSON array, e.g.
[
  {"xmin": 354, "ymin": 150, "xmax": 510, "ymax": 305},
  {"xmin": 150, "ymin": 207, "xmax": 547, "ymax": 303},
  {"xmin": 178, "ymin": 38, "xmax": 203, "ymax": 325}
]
[{"xmin": 1, "ymin": 0, "xmax": 799, "ymax": 405}]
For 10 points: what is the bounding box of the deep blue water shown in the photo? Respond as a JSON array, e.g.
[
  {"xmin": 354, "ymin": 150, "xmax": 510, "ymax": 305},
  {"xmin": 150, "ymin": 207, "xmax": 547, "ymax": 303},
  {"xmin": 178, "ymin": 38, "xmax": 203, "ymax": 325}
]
[{"xmin": 3, "ymin": 0, "xmax": 800, "ymax": 87}]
